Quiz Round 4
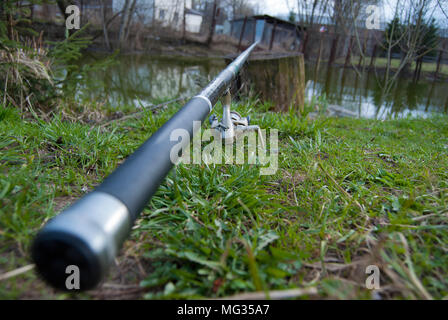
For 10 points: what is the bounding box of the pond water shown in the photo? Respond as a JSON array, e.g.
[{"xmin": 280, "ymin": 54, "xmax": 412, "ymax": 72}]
[
  {"xmin": 306, "ymin": 64, "xmax": 448, "ymax": 119},
  {"xmin": 77, "ymin": 54, "xmax": 225, "ymax": 108},
  {"xmin": 77, "ymin": 54, "xmax": 448, "ymax": 119}
]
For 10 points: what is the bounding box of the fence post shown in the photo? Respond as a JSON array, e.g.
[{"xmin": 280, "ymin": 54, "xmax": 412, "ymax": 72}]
[
  {"xmin": 269, "ymin": 20, "xmax": 277, "ymax": 51},
  {"xmin": 182, "ymin": 0, "xmax": 186, "ymax": 41},
  {"xmin": 238, "ymin": 16, "xmax": 248, "ymax": 52},
  {"xmin": 369, "ymin": 44, "xmax": 377, "ymax": 69},
  {"xmin": 301, "ymin": 30, "xmax": 309, "ymax": 58},
  {"xmin": 252, "ymin": 18, "xmax": 256, "ymax": 43},
  {"xmin": 435, "ymin": 45, "xmax": 445, "ymax": 78},
  {"xmin": 328, "ymin": 34, "xmax": 339, "ymax": 67},
  {"xmin": 344, "ymin": 36, "xmax": 353, "ymax": 68}
]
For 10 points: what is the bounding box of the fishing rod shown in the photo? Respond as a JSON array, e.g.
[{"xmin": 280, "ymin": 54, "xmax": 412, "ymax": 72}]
[{"xmin": 31, "ymin": 42, "xmax": 260, "ymax": 290}]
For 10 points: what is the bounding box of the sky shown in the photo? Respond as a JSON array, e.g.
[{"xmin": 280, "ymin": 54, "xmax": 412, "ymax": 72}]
[
  {"xmin": 260, "ymin": 0, "xmax": 392, "ymax": 18},
  {"xmin": 260, "ymin": 0, "xmax": 447, "ymax": 27},
  {"xmin": 261, "ymin": 0, "xmax": 295, "ymax": 16}
]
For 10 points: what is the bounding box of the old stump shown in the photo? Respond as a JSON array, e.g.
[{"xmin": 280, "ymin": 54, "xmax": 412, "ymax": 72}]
[{"xmin": 232, "ymin": 53, "xmax": 306, "ymax": 113}]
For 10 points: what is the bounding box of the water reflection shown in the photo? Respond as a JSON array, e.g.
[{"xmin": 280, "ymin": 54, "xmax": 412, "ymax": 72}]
[
  {"xmin": 76, "ymin": 54, "xmax": 447, "ymax": 118},
  {"xmin": 306, "ymin": 64, "xmax": 448, "ymax": 119},
  {"xmin": 77, "ymin": 54, "xmax": 225, "ymax": 108}
]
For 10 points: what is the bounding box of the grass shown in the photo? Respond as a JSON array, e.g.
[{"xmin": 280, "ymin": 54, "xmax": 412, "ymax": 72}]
[
  {"xmin": 333, "ymin": 56, "xmax": 448, "ymax": 77},
  {"xmin": 0, "ymin": 98, "xmax": 447, "ymax": 299},
  {"xmin": 371, "ymin": 57, "xmax": 448, "ymax": 75}
]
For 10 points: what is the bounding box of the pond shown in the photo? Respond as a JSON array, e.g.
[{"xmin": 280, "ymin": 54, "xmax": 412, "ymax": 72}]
[
  {"xmin": 76, "ymin": 54, "xmax": 225, "ymax": 108},
  {"xmin": 77, "ymin": 54, "xmax": 448, "ymax": 119},
  {"xmin": 306, "ymin": 64, "xmax": 448, "ymax": 119}
]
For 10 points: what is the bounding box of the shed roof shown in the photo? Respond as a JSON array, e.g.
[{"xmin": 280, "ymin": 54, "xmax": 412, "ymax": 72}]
[
  {"xmin": 185, "ymin": 8, "xmax": 203, "ymax": 16},
  {"xmin": 232, "ymin": 14, "xmax": 304, "ymax": 30}
]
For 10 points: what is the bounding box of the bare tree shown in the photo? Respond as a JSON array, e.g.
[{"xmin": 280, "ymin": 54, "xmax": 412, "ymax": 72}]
[
  {"xmin": 344, "ymin": 0, "xmax": 382, "ymax": 73},
  {"xmin": 100, "ymin": 0, "xmax": 111, "ymax": 51},
  {"xmin": 222, "ymin": 0, "xmax": 256, "ymax": 19},
  {"xmin": 182, "ymin": 0, "xmax": 187, "ymax": 40},
  {"xmin": 371, "ymin": 0, "xmax": 441, "ymax": 100},
  {"xmin": 436, "ymin": 0, "xmax": 448, "ymax": 20},
  {"xmin": 290, "ymin": 0, "xmax": 331, "ymax": 57},
  {"xmin": 206, "ymin": 0, "xmax": 218, "ymax": 46},
  {"xmin": 124, "ymin": 0, "xmax": 138, "ymax": 40},
  {"xmin": 118, "ymin": 0, "xmax": 138, "ymax": 49}
]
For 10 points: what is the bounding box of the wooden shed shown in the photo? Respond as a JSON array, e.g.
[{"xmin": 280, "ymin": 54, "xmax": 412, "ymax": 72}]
[{"xmin": 227, "ymin": 15, "xmax": 305, "ymax": 51}]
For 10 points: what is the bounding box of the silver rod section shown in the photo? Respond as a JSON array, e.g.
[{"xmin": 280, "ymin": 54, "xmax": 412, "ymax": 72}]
[{"xmin": 32, "ymin": 42, "xmax": 259, "ymax": 290}]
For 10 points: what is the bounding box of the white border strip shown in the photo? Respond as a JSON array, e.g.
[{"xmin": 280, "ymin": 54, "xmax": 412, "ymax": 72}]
[{"xmin": 193, "ymin": 95, "xmax": 213, "ymax": 113}]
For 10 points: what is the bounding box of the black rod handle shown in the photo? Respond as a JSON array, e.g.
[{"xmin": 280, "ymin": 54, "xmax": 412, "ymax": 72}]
[{"xmin": 31, "ymin": 42, "xmax": 259, "ymax": 290}]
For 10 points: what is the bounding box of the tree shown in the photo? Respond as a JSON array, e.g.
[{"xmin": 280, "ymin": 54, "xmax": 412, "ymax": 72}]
[
  {"xmin": 288, "ymin": 10, "xmax": 296, "ymax": 23},
  {"xmin": 416, "ymin": 18, "xmax": 439, "ymax": 58},
  {"xmin": 372, "ymin": 0, "xmax": 441, "ymax": 98},
  {"xmin": 0, "ymin": 0, "xmax": 91, "ymax": 109},
  {"xmin": 292, "ymin": 0, "xmax": 331, "ymax": 58},
  {"xmin": 118, "ymin": 0, "xmax": 138, "ymax": 49},
  {"xmin": 383, "ymin": 17, "xmax": 404, "ymax": 56},
  {"xmin": 223, "ymin": 0, "xmax": 256, "ymax": 20},
  {"xmin": 413, "ymin": 18, "xmax": 439, "ymax": 80},
  {"xmin": 382, "ymin": 14, "xmax": 439, "ymax": 79},
  {"xmin": 206, "ymin": 0, "xmax": 218, "ymax": 46},
  {"xmin": 100, "ymin": 0, "xmax": 112, "ymax": 51}
]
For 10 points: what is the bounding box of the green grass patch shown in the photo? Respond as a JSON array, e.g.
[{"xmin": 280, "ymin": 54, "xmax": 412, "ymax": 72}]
[
  {"xmin": 334, "ymin": 56, "xmax": 448, "ymax": 76},
  {"xmin": 0, "ymin": 101, "xmax": 447, "ymax": 299}
]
